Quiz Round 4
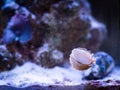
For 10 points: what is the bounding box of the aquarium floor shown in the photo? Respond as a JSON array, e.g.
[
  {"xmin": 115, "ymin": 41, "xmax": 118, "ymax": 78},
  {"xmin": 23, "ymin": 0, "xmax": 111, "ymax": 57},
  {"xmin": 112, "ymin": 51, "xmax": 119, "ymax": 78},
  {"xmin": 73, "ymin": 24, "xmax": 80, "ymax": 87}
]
[{"xmin": 0, "ymin": 62, "xmax": 120, "ymax": 90}]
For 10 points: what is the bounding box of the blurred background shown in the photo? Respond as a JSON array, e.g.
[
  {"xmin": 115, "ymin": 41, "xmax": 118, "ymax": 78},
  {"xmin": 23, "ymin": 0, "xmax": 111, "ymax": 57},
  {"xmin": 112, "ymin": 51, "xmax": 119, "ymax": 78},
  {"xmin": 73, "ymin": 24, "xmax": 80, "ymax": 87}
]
[
  {"xmin": 0, "ymin": 0, "xmax": 119, "ymax": 70},
  {"xmin": 89, "ymin": 0, "xmax": 120, "ymax": 65}
]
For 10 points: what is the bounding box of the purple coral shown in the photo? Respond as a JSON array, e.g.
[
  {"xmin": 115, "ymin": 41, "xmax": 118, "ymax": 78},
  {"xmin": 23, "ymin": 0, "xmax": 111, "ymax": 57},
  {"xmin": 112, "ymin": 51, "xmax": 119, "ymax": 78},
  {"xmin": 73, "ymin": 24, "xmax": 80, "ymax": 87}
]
[{"xmin": 3, "ymin": 14, "xmax": 33, "ymax": 44}]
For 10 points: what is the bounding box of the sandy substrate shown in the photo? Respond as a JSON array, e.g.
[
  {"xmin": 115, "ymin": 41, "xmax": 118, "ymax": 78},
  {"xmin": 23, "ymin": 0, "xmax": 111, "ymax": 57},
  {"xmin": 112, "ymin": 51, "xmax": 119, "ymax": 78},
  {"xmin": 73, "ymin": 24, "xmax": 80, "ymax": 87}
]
[{"xmin": 0, "ymin": 62, "xmax": 120, "ymax": 89}]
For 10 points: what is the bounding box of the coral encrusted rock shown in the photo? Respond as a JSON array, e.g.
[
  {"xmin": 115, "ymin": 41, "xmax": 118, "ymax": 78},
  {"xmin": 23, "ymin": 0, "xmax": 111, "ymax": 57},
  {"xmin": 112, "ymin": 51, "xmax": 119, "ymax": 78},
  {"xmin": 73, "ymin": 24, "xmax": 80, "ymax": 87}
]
[{"xmin": 0, "ymin": 0, "xmax": 106, "ymax": 68}]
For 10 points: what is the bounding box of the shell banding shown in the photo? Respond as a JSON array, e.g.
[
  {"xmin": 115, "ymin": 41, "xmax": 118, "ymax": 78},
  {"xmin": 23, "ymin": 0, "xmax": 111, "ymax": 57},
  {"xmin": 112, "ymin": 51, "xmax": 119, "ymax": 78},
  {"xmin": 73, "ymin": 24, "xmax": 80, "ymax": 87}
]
[{"xmin": 70, "ymin": 48, "xmax": 96, "ymax": 70}]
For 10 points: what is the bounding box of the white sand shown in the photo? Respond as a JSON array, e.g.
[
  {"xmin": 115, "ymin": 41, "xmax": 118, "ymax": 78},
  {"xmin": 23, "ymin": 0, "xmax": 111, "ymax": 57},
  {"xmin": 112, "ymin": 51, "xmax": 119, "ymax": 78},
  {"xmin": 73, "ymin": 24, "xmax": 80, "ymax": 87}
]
[{"xmin": 0, "ymin": 62, "xmax": 120, "ymax": 87}]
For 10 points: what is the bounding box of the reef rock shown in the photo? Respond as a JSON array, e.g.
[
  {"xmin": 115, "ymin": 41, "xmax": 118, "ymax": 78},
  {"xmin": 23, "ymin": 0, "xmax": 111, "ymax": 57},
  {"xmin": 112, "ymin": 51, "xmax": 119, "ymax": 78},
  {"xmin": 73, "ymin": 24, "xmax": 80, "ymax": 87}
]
[{"xmin": 0, "ymin": 0, "xmax": 106, "ymax": 68}]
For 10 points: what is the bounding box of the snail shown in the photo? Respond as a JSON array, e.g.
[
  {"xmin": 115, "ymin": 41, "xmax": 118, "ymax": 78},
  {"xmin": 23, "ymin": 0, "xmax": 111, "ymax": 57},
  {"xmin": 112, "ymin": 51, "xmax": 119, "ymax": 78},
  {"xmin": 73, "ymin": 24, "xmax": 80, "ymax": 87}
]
[
  {"xmin": 85, "ymin": 51, "xmax": 115, "ymax": 80},
  {"xmin": 70, "ymin": 48, "xmax": 115, "ymax": 79}
]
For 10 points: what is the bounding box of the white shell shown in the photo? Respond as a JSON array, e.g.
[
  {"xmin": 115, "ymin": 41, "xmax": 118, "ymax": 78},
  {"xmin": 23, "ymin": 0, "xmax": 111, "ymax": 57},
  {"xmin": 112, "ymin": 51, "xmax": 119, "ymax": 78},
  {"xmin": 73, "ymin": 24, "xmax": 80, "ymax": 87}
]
[{"xmin": 70, "ymin": 48, "xmax": 95, "ymax": 70}]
